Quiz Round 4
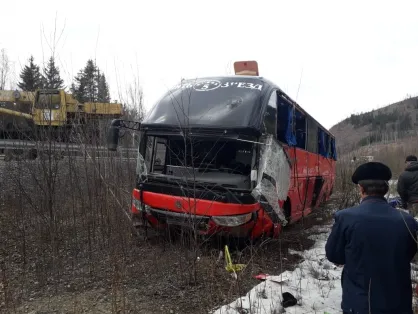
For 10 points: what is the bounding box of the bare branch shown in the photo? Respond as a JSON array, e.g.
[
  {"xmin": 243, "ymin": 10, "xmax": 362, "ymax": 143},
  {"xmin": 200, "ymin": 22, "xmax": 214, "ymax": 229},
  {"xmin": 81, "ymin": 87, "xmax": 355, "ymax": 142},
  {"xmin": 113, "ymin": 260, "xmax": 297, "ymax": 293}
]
[{"xmin": 0, "ymin": 48, "xmax": 10, "ymax": 89}]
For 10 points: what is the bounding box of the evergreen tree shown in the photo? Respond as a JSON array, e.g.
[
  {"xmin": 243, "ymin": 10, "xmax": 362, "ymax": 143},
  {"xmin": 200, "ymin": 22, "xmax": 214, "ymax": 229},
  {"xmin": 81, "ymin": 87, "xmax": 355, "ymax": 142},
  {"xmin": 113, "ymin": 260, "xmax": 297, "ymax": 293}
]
[
  {"xmin": 97, "ymin": 70, "xmax": 110, "ymax": 102},
  {"xmin": 70, "ymin": 71, "xmax": 86, "ymax": 102},
  {"xmin": 71, "ymin": 59, "xmax": 111, "ymax": 103},
  {"xmin": 71, "ymin": 59, "xmax": 98, "ymax": 102},
  {"xmin": 18, "ymin": 56, "xmax": 44, "ymax": 91},
  {"xmin": 43, "ymin": 56, "xmax": 64, "ymax": 89}
]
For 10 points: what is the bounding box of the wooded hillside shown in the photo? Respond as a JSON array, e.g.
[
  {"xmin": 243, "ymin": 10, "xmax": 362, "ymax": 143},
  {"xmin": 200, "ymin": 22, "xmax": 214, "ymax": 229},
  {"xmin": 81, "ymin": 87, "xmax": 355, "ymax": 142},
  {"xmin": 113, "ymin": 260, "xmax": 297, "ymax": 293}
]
[{"xmin": 330, "ymin": 96, "xmax": 418, "ymax": 155}]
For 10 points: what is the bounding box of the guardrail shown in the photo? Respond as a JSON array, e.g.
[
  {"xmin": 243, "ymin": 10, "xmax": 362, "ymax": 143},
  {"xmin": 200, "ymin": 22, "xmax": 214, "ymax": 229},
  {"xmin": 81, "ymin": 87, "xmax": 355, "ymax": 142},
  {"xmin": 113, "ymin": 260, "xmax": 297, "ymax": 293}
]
[
  {"xmin": 0, "ymin": 139, "xmax": 138, "ymax": 161},
  {"xmin": 0, "ymin": 139, "xmax": 137, "ymax": 152}
]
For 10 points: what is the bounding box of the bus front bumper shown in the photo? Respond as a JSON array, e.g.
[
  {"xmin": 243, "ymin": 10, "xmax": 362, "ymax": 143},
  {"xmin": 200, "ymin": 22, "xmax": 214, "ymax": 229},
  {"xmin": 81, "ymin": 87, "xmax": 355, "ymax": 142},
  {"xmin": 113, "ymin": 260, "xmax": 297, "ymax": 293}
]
[{"xmin": 131, "ymin": 207, "xmax": 258, "ymax": 238}]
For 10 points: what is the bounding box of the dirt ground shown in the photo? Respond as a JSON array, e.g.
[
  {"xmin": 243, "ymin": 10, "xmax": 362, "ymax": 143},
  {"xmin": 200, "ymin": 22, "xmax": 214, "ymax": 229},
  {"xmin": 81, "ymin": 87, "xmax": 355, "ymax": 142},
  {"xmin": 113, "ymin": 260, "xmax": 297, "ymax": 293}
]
[
  {"xmin": 0, "ymin": 157, "xmax": 337, "ymax": 314},
  {"xmin": 1, "ymin": 210, "xmax": 335, "ymax": 314}
]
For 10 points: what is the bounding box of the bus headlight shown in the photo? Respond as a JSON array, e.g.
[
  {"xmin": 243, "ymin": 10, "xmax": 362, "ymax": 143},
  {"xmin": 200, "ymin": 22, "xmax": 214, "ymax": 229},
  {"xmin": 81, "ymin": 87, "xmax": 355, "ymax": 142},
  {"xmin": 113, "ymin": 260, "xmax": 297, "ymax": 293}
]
[
  {"xmin": 212, "ymin": 213, "xmax": 253, "ymax": 227},
  {"xmin": 132, "ymin": 199, "xmax": 150, "ymax": 213}
]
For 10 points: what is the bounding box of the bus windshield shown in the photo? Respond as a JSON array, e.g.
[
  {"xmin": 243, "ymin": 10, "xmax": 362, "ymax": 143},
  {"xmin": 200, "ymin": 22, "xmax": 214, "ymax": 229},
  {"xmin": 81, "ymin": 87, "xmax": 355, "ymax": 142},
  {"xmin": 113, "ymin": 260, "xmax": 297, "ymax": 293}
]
[{"xmin": 138, "ymin": 134, "xmax": 255, "ymax": 190}]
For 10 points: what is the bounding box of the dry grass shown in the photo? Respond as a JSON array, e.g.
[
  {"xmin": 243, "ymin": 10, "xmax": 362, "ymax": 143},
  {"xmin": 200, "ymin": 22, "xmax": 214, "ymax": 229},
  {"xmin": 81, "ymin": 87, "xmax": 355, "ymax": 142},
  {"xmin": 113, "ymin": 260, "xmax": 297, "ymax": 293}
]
[{"xmin": 0, "ymin": 126, "xmax": 378, "ymax": 314}]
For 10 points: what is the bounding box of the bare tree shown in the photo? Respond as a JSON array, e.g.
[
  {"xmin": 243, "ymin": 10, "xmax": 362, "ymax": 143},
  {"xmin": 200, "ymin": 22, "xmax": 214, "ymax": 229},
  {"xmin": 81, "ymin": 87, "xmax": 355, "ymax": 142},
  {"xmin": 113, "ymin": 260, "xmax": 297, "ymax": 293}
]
[
  {"xmin": 115, "ymin": 61, "xmax": 145, "ymax": 122},
  {"xmin": 113, "ymin": 61, "xmax": 145, "ymax": 148},
  {"xmin": 124, "ymin": 77, "xmax": 144, "ymax": 121},
  {"xmin": 0, "ymin": 48, "xmax": 10, "ymax": 89}
]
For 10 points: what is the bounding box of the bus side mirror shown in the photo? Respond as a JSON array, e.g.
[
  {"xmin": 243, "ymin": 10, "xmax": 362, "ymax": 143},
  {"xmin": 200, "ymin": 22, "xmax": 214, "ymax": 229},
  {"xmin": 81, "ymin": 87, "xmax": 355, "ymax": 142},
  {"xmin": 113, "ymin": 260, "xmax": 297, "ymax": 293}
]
[{"xmin": 107, "ymin": 119, "xmax": 121, "ymax": 151}]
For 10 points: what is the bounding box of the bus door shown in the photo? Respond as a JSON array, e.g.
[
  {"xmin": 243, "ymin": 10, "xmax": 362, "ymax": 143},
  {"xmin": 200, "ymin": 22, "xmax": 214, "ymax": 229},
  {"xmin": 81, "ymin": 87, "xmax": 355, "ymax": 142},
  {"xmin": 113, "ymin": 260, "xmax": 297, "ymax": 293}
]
[{"xmin": 311, "ymin": 176, "xmax": 325, "ymax": 208}]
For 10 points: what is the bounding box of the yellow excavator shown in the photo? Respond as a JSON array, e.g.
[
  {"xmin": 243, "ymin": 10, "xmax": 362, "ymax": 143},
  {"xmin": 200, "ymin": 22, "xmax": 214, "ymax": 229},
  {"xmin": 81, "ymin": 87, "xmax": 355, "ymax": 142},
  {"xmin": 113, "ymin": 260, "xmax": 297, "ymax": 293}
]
[{"xmin": 0, "ymin": 89, "xmax": 123, "ymax": 141}]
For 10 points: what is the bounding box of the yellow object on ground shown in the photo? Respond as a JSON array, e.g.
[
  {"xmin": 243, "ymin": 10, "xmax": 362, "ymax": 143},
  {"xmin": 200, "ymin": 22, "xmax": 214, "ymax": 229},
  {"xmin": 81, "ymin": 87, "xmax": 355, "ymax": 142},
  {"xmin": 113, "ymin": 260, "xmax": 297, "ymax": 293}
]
[{"xmin": 224, "ymin": 245, "xmax": 246, "ymax": 273}]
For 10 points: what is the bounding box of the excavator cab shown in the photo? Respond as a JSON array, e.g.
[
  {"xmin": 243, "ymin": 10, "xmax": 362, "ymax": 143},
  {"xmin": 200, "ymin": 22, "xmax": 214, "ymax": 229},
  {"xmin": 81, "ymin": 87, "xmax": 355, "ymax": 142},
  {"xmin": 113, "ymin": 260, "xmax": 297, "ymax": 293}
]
[{"xmin": 32, "ymin": 89, "xmax": 67, "ymax": 127}]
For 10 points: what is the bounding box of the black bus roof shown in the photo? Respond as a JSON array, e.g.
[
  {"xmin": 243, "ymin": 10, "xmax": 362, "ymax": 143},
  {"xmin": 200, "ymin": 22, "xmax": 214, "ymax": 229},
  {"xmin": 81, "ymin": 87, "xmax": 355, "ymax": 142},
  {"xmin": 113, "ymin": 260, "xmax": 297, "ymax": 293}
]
[{"xmin": 142, "ymin": 75, "xmax": 334, "ymax": 138}]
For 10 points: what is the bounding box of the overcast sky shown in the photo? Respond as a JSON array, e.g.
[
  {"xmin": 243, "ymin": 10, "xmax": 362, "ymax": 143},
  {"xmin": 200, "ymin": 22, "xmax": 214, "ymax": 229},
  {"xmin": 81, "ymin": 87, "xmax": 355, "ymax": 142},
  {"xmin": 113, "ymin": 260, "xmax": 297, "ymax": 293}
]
[{"xmin": 1, "ymin": 0, "xmax": 417, "ymax": 129}]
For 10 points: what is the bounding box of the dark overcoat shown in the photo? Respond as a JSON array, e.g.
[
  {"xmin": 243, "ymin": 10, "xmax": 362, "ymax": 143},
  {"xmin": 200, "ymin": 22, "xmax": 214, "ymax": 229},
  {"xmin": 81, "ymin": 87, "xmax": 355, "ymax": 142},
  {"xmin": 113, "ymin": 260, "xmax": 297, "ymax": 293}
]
[
  {"xmin": 398, "ymin": 161, "xmax": 418, "ymax": 206},
  {"xmin": 326, "ymin": 196, "xmax": 418, "ymax": 314}
]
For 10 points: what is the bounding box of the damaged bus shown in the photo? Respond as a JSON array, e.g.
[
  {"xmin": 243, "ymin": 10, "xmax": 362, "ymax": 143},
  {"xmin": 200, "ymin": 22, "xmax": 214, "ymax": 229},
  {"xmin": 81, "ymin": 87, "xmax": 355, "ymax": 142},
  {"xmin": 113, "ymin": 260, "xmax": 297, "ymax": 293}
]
[{"xmin": 107, "ymin": 61, "xmax": 337, "ymax": 239}]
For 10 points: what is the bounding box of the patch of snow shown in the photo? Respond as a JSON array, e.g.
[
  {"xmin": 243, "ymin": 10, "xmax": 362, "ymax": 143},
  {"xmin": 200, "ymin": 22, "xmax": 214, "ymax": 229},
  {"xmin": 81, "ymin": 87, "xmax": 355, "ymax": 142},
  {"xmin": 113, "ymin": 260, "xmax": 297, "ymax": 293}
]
[
  {"xmin": 389, "ymin": 179, "xmax": 398, "ymax": 185},
  {"xmin": 212, "ymin": 223, "xmax": 344, "ymax": 314},
  {"xmin": 387, "ymin": 179, "xmax": 399, "ymax": 199},
  {"xmin": 212, "ymin": 216, "xmax": 418, "ymax": 314}
]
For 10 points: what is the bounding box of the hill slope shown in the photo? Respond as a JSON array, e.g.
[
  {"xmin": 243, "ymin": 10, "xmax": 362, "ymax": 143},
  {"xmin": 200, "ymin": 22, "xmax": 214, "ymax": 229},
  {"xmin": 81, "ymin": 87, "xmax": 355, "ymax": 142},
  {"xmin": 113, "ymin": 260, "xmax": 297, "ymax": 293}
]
[{"xmin": 330, "ymin": 96, "xmax": 418, "ymax": 156}]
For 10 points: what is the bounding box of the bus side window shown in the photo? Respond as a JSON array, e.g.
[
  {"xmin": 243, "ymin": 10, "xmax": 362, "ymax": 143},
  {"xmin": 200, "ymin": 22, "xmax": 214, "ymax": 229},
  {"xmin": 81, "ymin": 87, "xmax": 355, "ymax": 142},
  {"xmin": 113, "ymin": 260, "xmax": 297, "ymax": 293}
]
[
  {"xmin": 326, "ymin": 133, "xmax": 331, "ymax": 157},
  {"xmin": 307, "ymin": 117, "xmax": 318, "ymax": 153},
  {"xmin": 317, "ymin": 127, "xmax": 330, "ymax": 157},
  {"xmin": 264, "ymin": 90, "xmax": 278, "ymax": 137},
  {"xmin": 330, "ymin": 137, "xmax": 337, "ymax": 160},
  {"xmin": 146, "ymin": 136, "xmax": 167, "ymax": 174},
  {"xmin": 295, "ymin": 109, "xmax": 307, "ymax": 150},
  {"xmin": 277, "ymin": 98, "xmax": 296, "ymax": 146},
  {"xmin": 153, "ymin": 139, "xmax": 167, "ymax": 173},
  {"xmin": 145, "ymin": 136, "xmax": 154, "ymax": 170}
]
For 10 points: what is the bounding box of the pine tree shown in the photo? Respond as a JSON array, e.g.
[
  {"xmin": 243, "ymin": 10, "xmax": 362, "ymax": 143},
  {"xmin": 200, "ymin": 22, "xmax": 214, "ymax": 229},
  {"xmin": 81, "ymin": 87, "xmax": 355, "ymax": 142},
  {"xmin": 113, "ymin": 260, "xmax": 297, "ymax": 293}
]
[
  {"xmin": 18, "ymin": 56, "xmax": 44, "ymax": 91},
  {"xmin": 70, "ymin": 70, "xmax": 86, "ymax": 102},
  {"xmin": 71, "ymin": 59, "xmax": 111, "ymax": 103},
  {"xmin": 71, "ymin": 59, "xmax": 98, "ymax": 102},
  {"xmin": 43, "ymin": 56, "xmax": 64, "ymax": 89},
  {"xmin": 97, "ymin": 71, "xmax": 110, "ymax": 102}
]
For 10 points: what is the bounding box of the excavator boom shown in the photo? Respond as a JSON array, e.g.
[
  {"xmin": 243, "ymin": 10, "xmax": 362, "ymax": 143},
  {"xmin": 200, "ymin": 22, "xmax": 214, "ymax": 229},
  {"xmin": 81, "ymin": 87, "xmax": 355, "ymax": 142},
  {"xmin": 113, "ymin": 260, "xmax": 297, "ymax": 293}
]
[{"xmin": 0, "ymin": 107, "xmax": 33, "ymax": 120}]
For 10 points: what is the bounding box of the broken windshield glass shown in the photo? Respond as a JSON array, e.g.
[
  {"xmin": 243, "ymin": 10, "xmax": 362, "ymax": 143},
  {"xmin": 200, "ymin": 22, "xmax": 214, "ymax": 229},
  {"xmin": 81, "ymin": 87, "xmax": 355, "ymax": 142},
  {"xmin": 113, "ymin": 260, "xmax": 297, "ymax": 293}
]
[
  {"xmin": 251, "ymin": 134, "xmax": 291, "ymax": 225},
  {"xmin": 140, "ymin": 134, "xmax": 255, "ymax": 190}
]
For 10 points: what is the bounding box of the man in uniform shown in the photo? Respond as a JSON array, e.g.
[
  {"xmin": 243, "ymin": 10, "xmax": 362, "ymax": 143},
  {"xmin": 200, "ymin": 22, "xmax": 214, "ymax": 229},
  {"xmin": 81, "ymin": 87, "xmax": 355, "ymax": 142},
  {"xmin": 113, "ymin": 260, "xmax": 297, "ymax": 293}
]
[
  {"xmin": 397, "ymin": 155, "xmax": 418, "ymax": 216},
  {"xmin": 325, "ymin": 162, "xmax": 418, "ymax": 314}
]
